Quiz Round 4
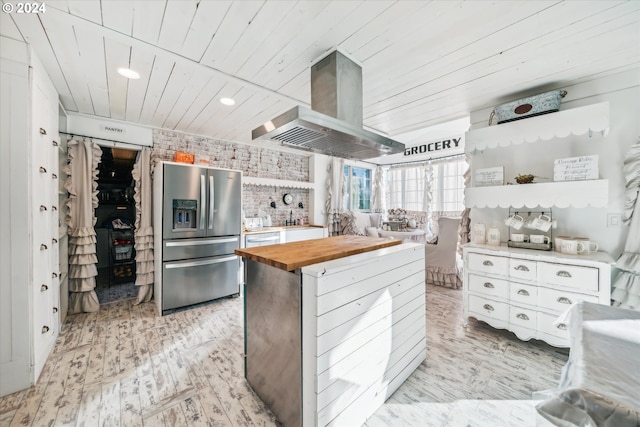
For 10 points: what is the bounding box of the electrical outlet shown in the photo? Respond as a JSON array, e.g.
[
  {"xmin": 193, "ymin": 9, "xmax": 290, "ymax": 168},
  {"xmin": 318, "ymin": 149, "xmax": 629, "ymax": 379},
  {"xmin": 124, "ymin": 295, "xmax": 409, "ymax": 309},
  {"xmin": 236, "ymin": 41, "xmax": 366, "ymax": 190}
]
[{"xmin": 607, "ymin": 213, "xmax": 622, "ymax": 227}]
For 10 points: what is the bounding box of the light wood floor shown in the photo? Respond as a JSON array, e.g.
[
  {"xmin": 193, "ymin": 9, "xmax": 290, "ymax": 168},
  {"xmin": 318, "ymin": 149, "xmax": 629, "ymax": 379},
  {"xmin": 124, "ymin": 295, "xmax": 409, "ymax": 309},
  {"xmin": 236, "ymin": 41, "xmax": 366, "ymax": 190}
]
[{"xmin": 0, "ymin": 285, "xmax": 568, "ymax": 427}]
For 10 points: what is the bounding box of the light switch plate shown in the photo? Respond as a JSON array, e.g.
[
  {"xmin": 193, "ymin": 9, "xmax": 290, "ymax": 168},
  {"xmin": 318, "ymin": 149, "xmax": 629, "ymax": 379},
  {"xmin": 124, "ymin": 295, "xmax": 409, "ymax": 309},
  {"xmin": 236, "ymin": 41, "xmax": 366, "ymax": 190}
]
[{"xmin": 607, "ymin": 213, "xmax": 622, "ymax": 227}]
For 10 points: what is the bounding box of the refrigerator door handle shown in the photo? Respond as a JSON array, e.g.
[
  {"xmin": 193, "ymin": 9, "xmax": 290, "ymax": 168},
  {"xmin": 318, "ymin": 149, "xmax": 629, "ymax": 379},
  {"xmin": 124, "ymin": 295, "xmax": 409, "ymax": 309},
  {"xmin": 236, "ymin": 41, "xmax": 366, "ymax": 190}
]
[
  {"xmin": 165, "ymin": 237, "xmax": 238, "ymax": 247},
  {"xmin": 208, "ymin": 175, "xmax": 214, "ymax": 230},
  {"xmin": 165, "ymin": 255, "xmax": 237, "ymax": 269},
  {"xmin": 200, "ymin": 174, "xmax": 206, "ymax": 229}
]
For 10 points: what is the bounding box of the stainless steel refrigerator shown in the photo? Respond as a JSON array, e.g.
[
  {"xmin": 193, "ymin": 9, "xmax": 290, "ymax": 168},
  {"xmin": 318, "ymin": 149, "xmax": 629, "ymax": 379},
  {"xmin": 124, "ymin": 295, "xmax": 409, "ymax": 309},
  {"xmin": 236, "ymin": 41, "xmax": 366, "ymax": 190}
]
[{"xmin": 154, "ymin": 162, "xmax": 242, "ymax": 314}]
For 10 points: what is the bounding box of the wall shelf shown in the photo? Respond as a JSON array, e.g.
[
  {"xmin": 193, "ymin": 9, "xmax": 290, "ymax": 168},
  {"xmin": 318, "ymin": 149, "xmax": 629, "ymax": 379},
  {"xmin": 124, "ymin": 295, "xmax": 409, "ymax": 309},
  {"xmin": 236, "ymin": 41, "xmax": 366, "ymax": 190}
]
[
  {"xmin": 465, "ymin": 179, "xmax": 609, "ymax": 208},
  {"xmin": 465, "ymin": 102, "xmax": 609, "ymax": 152},
  {"xmin": 243, "ymin": 176, "xmax": 315, "ymax": 190}
]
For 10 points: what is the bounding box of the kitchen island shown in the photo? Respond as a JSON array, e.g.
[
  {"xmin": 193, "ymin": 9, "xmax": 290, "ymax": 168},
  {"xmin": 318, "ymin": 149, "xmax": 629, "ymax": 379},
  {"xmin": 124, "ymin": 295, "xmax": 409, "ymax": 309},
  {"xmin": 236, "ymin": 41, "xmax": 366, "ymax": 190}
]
[{"xmin": 235, "ymin": 236, "xmax": 427, "ymax": 427}]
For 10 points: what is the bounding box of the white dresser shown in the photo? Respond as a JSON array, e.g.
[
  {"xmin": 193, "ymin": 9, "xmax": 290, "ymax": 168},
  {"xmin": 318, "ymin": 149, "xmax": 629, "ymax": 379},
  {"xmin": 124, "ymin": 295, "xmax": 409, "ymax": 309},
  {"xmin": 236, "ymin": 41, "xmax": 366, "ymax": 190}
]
[{"xmin": 463, "ymin": 243, "xmax": 614, "ymax": 347}]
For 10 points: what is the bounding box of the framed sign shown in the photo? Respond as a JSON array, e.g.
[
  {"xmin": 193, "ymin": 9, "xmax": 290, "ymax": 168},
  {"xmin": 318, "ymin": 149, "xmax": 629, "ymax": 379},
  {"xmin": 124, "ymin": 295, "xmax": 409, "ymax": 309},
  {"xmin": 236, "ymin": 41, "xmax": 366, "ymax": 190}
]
[{"xmin": 475, "ymin": 166, "xmax": 504, "ymax": 187}]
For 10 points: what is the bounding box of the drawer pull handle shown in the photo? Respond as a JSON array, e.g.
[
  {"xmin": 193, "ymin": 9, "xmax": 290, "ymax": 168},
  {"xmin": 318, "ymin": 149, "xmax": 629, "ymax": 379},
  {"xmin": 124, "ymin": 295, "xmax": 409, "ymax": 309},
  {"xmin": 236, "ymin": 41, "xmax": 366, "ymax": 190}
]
[
  {"xmin": 39, "ymin": 166, "xmax": 47, "ymax": 173},
  {"xmin": 482, "ymin": 260, "xmax": 494, "ymax": 266},
  {"xmin": 483, "ymin": 304, "xmax": 494, "ymax": 312},
  {"xmin": 52, "ymin": 140, "xmax": 59, "ymax": 147},
  {"xmin": 517, "ymin": 289, "xmax": 530, "ymax": 296},
  {"xmin": 53, "ymin": 307, "xmax": 58, "ymax": 313},
  {"xmin": 52, "ymin": 272, "xmax": 58, "ymax": 278},
  {"xmin": 514, "ymin": 265, "xmax": 529, "ymax": 271},
  {"xmin": 52, "ymin": 205, "xmax": 57, "ymax": 211},
  {"xmin": 516, "ymin": 313, "xmax": 530, "ymax": 321},
  {"xmin": 556, "ymin": 323, "xmax": 568, "ymax": 331},
  {"xmin": 39, "ymin": 128, "xmax": 47, "ymax": 135},
  {"xmin": 557, "ymin": 270, "xmax": 572, "ymax": 278},
  {"xmin": 40, "ymin": 205, "xmax": 48, "ymax": 211},
  {"xmin": 40, "ymin": 244, "xmax": 48, "ymax": 250},
  {"xmin": 483, "ymin": 282, "xmax": 494, "ymax": 289},
  {"xmin": 557, "ymin": 296, "xmax": 572, "ymax": 305},
  {"xmin": 52, "ymin": 238, "xmax": 58, "ymax": 244},
  {"xmin": 42, "ymin": 326, "xmax": 50, "ymax": 334},
  {"xmin": 41, "ymin": 284, "xmax": 48, "ymax": 291},
  {"xmin": 52, "ymin": 173, "xmax": 58, "ymax": 179}
]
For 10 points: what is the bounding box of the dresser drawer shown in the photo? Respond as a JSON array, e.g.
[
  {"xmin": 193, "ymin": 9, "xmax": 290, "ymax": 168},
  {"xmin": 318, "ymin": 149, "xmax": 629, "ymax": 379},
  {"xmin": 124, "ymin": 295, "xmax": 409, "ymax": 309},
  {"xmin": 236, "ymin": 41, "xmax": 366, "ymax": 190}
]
[
  {"xmin": 538, "ymin": 312, "xmax": 570, "ymax": 341},
  {"xmin": 538, "ymin": 287, "xmax": 599, "ymax": 313},
  {"xmin": 468, "ymin": 295, "xmax": 509, "ymax": 322},
  {"xmin": 538, "ymin": 262, "xmax": 599, "ymax": 292},
  {"xmin": 468, "ymin": 274, "xmax": 509, "ymax": 299},
  {"xmin": 468, "ymin": 253, "xmax": 508, "ymax": 276},
  {"xmin": 509, "ymin": 305, "xmax": 537, "ymax": 329},
  {"xmin": 509, "ymin": 258, "xmax": 537, "ymax": 281},
  {"xmin": 509, "ymin": 282, "xmax": 537, "ymax": 305}
]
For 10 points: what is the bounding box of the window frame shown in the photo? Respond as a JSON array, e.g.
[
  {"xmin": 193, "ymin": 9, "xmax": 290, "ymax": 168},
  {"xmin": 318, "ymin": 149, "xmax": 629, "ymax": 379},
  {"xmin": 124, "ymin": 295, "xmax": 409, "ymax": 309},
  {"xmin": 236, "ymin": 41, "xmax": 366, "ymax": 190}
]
[
  {"xmin": 343, "ymin": 164, "xmax": 373, "ymax": 211},
  {"xmin": 386, "ymin": 156, "xmax": 467, "ymax": 213}
]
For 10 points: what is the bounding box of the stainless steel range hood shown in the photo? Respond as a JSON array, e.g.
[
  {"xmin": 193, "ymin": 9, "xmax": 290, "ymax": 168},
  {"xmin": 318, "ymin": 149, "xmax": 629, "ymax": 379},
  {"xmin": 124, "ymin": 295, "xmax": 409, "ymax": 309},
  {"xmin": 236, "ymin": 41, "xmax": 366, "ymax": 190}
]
[{"xmin": 252, "ymin": 51, "xmax": 405, "ymax": 159}]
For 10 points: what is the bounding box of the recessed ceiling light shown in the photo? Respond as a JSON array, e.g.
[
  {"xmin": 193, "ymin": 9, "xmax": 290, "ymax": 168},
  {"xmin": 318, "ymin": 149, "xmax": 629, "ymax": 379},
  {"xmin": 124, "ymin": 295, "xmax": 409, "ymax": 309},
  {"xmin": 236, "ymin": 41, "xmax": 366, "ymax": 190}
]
[
  {"xmin": 220, "ymin": 97, "xmax": 235, "ymax": 106},
  {"xmin": 117, "ymin": 67, "xmax": 140, "ymax": 79}
]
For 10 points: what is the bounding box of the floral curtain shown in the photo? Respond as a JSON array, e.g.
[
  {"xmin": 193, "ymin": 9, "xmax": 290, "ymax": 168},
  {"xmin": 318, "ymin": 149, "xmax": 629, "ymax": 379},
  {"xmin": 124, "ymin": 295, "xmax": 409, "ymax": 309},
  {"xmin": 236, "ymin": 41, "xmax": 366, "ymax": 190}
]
[
  {"xmin": 64, "ymin": 139, "xmax": 100, "ymax": 314},
  {"xmin": 132, "ymin": 148, "xmax": 154, "ymax": 304},
  {"xmin": 325, "ymin": 157, "xmax": 345, "ymax": 236},
  {"xmin": 611, "ymin": 140, "xmax": 640, "ymax": 310}
]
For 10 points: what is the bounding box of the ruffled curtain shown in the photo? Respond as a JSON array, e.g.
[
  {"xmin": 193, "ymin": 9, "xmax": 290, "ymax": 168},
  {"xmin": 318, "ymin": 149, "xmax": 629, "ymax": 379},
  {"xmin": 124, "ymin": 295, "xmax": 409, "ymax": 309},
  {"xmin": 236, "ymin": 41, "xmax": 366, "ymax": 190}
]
[
  {"xmin": 65, "ymin": 140, "xmax": 101, "ymax": 314},
  {"xmin": 459, "ymin": 154, "xmax": 472, "ymax": 255},
  {"xmin": 132, "ymin": 148, "xmax": 154, "ymax": 304},
  {"xmin": 372, "ymin": 165, "xmax": 385, "ymax": 214},
  {"xmin": 425, "ymin": 163, "xmax": 433, "ymax": 233},
  {"xmin": 611, "ymin": 140, "xmax": 640, "ymax": 310},
  {"xmin": 325, "ymin": 157, "xmax": 345, "ymax": 236}
]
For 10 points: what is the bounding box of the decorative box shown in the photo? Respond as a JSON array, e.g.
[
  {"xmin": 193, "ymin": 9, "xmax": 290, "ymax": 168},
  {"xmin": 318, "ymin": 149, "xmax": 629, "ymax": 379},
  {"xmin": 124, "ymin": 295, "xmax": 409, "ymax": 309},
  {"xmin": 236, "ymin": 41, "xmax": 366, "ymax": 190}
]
[
  {"xmin": 173, "ymin": 151, "xmax": 195, "ymax": 164},
  {"xmin": 492, "ymin": 90, "xmax": 567, "ymax": 124}
]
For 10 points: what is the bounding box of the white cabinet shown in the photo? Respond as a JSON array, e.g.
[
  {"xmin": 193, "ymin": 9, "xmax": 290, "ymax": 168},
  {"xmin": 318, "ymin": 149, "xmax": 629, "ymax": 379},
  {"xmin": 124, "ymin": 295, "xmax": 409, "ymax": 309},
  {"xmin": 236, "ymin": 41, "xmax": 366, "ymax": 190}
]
[
  {"xmin": 462, "ymin": 102, "xmax": 615, "ymax": 347},
  {"xmin": 284, "ymin": 226, "xmax": 328, "ymax": 243},
  {"xmin": 463, "ymin": 244, "xmax": 614, "ymax": 347},
  {"xmin": 1, "ymin": 38, "xmax": 61, "ymax": 396}
]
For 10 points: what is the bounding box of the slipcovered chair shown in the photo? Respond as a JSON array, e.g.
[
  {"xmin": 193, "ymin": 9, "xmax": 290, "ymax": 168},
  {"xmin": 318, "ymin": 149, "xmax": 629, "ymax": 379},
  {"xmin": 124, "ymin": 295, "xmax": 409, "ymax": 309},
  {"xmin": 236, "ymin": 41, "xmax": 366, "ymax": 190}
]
[{"xmin": 425, "ymin": 216, "xmax": 462, "ymax": 289}]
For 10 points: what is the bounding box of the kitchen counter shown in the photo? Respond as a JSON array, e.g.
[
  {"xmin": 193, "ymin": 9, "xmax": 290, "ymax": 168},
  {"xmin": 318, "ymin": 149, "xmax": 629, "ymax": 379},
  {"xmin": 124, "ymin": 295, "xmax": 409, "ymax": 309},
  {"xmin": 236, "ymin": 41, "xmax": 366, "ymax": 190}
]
[
  {"xmin": 240, "ymin": 238, "xmax": 426, "ymax": 426},
  {"xmin": 235, "ymin": 235, "xmax": 400, "ymax": 271}
]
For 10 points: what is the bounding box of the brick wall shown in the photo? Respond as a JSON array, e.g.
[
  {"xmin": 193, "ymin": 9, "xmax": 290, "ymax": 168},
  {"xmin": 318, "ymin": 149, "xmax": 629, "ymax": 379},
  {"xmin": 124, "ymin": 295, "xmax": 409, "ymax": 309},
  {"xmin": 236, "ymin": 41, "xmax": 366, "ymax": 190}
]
[
  {"xmin": 152, "ymin": 129, "xmax": 311, "ymax": 225},
  {"xmin": 242, "ymin": 185, "xmax": 309, "ymax": 226}
]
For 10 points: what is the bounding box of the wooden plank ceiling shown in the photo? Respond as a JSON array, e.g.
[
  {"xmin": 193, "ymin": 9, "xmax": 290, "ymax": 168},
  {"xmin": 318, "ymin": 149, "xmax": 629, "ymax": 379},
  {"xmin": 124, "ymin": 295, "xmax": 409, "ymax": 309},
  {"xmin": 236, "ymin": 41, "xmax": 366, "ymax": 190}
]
[{"xmin": 2, "ymin": 0, "xmax": 639, "ymax": 153}]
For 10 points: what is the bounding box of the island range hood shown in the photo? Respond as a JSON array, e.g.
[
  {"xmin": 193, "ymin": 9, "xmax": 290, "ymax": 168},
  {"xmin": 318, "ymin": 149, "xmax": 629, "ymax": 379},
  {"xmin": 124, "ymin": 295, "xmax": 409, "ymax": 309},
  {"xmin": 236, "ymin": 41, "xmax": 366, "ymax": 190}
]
[{"xmin": 252, "ymin": 51, "xmax": 405, "ymax": 159}]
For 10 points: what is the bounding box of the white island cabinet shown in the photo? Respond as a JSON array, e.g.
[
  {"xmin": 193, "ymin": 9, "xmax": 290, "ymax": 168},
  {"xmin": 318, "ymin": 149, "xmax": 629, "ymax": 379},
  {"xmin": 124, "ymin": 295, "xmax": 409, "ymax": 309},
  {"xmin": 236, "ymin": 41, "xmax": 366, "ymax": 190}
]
[
  {"xmin": 463, "ymin": 244, "xmax": 614, "ymax": 347},
  {"xmin": 1, "ymin": 38, "xmax": 61, "ymax": 396},
  {"xmin": 236, "ymin": 236, "xmax": 426, "ymax": 426}
]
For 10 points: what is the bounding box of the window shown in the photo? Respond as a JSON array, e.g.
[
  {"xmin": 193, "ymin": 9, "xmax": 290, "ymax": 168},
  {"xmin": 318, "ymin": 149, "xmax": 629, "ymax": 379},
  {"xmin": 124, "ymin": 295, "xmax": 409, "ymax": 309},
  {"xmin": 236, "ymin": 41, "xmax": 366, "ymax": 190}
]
[
  {"xmin": 343, "ymin": 165, "xmax": 371, "ymax": 211},
  {"xmin": 387, "ymin": 156, "xmax": 467, "ymax": 213},
  {"xmin": 388, "ymin": 167, "xmax": 428, "ymax": 211},
  {"xmin": 431, "ymin": 159, "xmax": 466, "ymax": 212}
]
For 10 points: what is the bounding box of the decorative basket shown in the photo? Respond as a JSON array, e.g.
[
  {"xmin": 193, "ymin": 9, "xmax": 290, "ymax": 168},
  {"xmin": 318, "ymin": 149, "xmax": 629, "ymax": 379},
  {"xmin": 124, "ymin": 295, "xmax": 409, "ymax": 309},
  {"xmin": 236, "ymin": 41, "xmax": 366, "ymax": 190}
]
[{"xmin": 491, "ymin": 90, "xmax": 567, "ymax": 124}]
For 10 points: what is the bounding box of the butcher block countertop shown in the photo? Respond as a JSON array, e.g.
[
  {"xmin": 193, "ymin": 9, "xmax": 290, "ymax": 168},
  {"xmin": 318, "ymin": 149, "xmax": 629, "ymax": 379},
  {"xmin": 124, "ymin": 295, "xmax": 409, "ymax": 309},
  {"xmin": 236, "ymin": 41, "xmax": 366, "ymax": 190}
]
[{"xmin": 235, "ymin": 235, "xmax": 401, "ymax": 271}]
